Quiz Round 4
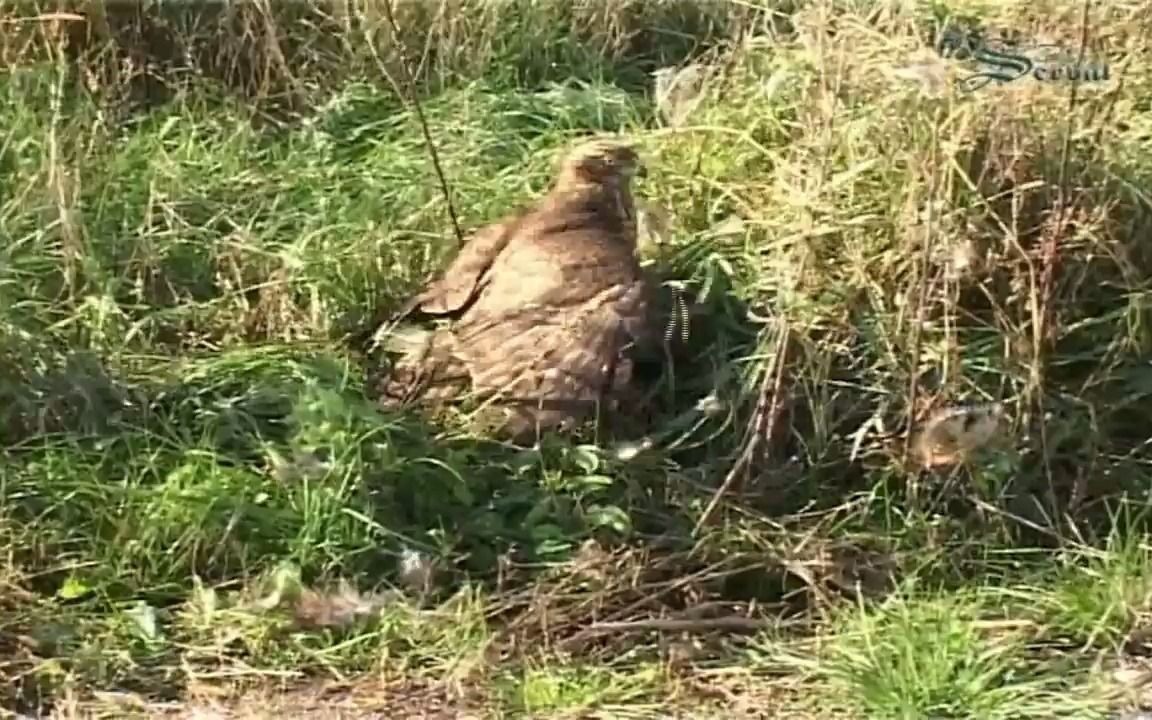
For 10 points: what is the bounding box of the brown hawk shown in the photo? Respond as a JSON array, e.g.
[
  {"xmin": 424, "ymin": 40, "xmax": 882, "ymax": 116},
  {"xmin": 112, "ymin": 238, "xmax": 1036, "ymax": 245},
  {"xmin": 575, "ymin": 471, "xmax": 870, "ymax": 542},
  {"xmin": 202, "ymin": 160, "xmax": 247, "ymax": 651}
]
[{"xmin": 370, "ymin": 137, "xmax": 659, "ymax": 443}]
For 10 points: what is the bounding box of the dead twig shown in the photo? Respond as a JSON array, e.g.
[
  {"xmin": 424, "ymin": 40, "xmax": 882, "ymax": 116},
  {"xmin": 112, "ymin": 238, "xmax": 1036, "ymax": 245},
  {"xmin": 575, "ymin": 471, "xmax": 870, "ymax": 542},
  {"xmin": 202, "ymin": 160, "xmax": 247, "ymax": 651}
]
[
  {"xmin": 693, "ymin": 319, "xmax": 791, "ymax": 535},
  {"xmin": 579, "ymin": 616, "xmax": 773, "ymax": 634},
  {"xmin": 0, "ymin": 12, "xmax": 86, "ymax": 25},
  {"xmin": 557, "ymin": 614, "xmax": 776, "ymax": 653},
  {"xmin": 364, "ymin": 0, "xmax": 464, "ymax": 247},
  {"xmin": 1034, "ymin": 0, "xmax": 1093, "ymax": 518}
]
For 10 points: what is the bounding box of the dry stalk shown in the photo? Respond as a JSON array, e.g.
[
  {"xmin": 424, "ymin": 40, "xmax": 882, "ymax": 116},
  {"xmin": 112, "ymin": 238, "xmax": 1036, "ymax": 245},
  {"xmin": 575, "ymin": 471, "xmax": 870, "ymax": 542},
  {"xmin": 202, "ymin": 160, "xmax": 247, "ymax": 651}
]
[
  {"xmin": 0, "ymin": 11, "xmax": 85, "ymax": 26},
  {"xmin": 693, "ymin": 318, "xmax": 792, "ymax": 536},
  {"xmin": 363, "ymin": 0, "xmax": 464, "ymax": 247},
  {"xmin": 40, "ymin": 11, "xmax": 86, "ymax": 299},
  {"xmin": 1032, "ymin": 0, "xmax": 1094, "ymax": 505},
  {"xmin": 899, "ymin": 121, "xmax": 946, "ymax": 487}
]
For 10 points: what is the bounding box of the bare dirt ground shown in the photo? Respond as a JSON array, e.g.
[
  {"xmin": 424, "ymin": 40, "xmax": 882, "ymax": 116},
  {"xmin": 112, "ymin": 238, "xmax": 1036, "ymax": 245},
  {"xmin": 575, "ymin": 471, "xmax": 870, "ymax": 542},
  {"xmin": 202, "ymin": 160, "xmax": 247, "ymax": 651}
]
[{"xmin": 35, "ymin": 671, "xmax": 840, "ymax": 720}]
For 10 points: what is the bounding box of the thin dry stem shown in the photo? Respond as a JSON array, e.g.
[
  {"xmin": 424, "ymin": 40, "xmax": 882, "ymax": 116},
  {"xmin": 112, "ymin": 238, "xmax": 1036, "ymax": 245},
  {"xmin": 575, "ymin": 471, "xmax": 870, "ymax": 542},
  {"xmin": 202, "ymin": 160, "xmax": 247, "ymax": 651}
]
[{"xmin": 368, "ymin": 0, "xmax": 465, "ymax": 247}]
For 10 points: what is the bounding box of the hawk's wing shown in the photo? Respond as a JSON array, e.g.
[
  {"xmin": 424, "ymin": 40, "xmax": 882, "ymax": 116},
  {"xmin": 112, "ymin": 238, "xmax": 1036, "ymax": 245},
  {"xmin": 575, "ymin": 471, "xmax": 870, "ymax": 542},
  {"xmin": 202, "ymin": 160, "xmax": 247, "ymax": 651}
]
[
  {"xmin": 454, "ymin": 281, "xmax": 649, "ymax": 439},
  {"xmin": 396, "ymin": 212, "xmax": 523, "ymax": 319},
  {"xmin": 454, "ymin": 194, "xmax": 645, "ymax": 322},
  {"xmin": 372, "ymin": 327, "xmax": 471, "ymax": 408}
]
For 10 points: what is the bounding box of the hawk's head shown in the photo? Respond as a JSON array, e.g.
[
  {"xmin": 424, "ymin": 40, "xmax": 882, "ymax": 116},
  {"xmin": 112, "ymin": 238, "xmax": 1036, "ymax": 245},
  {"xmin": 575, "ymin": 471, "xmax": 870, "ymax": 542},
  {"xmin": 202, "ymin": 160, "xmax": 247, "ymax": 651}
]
[{"xmin": 555, "ymin": 138, "xmax": 647, "ymax": 190}]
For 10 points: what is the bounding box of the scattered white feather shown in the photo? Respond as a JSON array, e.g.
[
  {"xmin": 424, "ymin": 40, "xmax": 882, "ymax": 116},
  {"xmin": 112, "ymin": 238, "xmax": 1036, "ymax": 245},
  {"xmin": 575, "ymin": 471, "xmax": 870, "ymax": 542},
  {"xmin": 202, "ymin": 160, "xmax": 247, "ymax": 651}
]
[
  {"xmin": 292, "ymin": 579, "xmax": 391, "ymax": 629},
  {"xmin": 652, "ymin": 63, "xmax": 714, "ymax": 127},
  {"xmin": 613, "ymin": 437, "xmax": 654, "ymax": 462},
  {"xmin": 268, "ymin": 448, "xmax": 332, "ymax": 483},
  {"xmin": 398, "ymin": 547, "xmax": 435, "ymax": 593},
  {"xmin": 695, "ymin": 393, "xmax": 725, "ymax": 417},
  {"xmin": 888, "ymin": 49, "xmax": 956, "ymax": 98},
  {"xmin": 637, "ymin": 199, "xmax": 673, "ymax": 252},
  {"xmin": 373, "ymin": 322, "xmax": 433, "ymax": 357},
  {"xmin": 914, "ymin": 402, "xmax": 1007, "ymax": 467}
]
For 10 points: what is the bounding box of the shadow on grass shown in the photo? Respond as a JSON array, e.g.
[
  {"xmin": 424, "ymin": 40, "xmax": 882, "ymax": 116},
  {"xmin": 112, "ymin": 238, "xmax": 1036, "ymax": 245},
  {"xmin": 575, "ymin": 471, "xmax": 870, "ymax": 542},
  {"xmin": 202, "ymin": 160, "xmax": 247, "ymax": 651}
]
[
  {"xmin": 0, "ymin": 338, "xmax": 787, "ymax": 715},
  {"xmin": 0, "ymin": 266, "xmax": 796, "ymax": 715},
  {"xmin": 2, "ymin": 344, "xmax": 687, "ymax": 586}
]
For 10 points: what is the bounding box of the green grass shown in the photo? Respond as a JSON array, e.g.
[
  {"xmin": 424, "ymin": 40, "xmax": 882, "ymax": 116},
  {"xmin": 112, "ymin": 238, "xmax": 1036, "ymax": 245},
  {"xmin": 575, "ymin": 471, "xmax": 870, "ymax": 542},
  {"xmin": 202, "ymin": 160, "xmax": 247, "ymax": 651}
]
[{"xmin": 2, "ymin": 0, "xmax": 1152, "ymax": 717}]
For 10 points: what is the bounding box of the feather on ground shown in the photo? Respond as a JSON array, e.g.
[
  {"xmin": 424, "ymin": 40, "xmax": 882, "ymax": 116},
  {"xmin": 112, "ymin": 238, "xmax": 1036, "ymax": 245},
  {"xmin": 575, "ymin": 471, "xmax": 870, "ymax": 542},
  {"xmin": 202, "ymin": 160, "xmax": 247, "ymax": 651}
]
[{"xmin": 371, "ymin": 137, "xmax": 659, "ymax": 443}]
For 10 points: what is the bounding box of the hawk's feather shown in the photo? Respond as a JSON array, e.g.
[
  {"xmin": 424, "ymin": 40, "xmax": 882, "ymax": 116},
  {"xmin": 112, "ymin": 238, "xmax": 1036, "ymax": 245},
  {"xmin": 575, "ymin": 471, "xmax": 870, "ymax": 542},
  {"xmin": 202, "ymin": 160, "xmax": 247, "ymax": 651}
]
[{"xmin": 371, "ymin": 138, "xmax": 658, "ymax": 443}]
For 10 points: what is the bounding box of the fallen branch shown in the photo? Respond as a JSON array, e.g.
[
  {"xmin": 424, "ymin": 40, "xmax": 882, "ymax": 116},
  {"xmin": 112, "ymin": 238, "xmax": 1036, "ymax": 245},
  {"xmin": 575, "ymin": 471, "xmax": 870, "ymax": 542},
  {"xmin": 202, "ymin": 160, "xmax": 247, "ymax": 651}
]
[
  {"xmin": 578, "ymin": 616, "xmax": 772, "ymax": 634},
  {"xmin": 557, "ymin": 615, "xmax": 775, "ymax": 652},
  {"xmin": 0, "ymin": 12, "xmax": 86, "ymax": 25}
]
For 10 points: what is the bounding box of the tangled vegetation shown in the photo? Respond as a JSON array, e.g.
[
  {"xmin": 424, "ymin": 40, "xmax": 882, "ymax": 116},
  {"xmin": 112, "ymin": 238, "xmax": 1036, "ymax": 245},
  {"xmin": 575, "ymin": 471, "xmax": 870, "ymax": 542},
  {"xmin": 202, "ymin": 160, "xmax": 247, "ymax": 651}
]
[{"xmin": 1, "ymin": 0, "xmax": 1151, "ymax": 717}]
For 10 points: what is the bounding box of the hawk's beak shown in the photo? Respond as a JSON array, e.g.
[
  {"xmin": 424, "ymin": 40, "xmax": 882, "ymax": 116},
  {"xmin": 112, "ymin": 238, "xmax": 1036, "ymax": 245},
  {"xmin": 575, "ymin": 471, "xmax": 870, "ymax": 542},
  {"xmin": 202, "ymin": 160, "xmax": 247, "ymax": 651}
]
[{"xmin": 635, "ymin": 163, "xmax": 648, "ymax": 180}]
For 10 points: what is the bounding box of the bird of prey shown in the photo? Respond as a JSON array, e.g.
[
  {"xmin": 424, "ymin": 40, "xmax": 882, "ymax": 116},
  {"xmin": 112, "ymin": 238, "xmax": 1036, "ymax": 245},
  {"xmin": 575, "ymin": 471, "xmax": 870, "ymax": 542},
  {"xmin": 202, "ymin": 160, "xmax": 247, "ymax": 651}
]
[{"xmin": 370, "ymin": 137, "xmax": 659, "ymax": 444}]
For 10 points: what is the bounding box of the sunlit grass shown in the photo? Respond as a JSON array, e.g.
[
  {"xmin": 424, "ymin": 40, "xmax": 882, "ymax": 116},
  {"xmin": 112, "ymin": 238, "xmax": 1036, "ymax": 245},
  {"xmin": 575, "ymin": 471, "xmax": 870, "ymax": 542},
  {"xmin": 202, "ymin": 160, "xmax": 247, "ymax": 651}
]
[{"xmin": 1, "ymin": 0, "xmax": 1151, "ymax": 717}]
